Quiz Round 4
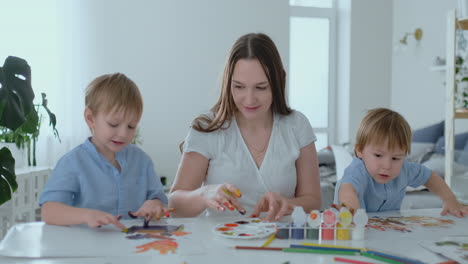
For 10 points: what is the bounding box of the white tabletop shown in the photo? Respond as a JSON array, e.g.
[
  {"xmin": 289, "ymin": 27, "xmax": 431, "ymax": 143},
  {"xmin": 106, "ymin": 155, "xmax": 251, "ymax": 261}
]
[{"xmin": 0, "ymin": 208, "xmax": 467, "ymax": 264}]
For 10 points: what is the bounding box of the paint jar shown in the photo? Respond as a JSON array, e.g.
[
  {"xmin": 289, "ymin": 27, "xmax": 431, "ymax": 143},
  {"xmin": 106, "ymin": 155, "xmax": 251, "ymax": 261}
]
[
  {"xmin": 275, "ymin": 222, "xmax": 291, "ymax": 239},
  {"xmin": 320, "ymin": 223, "xmax": 335, "ymax": 240},
  {"xmin": 291, "ymin": 224, "xmax": 305, "ymax": 239},
  {"xmin": 336, "ymin": 223, "xmax": 350, "ymax": 240},
  {"xmin": 305, "ymin": 225, "xmax": 319, "ymax": 240},
  {"xmin": 352, "ymin": 227, "xmax": 365, "ymax": 240}
]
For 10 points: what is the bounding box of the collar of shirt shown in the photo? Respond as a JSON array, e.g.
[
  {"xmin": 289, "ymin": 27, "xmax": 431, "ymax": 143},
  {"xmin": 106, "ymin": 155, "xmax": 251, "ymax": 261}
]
[{"xmin": 83, "ymin": 138, "xmax": 128, "ymax": 172}]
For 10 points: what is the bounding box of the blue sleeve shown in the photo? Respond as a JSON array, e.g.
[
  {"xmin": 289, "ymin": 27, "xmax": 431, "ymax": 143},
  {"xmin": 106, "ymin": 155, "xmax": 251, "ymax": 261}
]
[
  {"xmin": 333, "ymin": 163, "xmax": 368, "ymax": 205},
  {"xmin": 405, "ymin": 162, "xmax": 432, "ymax": 188},
  {"xmin": 342, "ymin": 167, "xmax": 367, "ymax": 196},
  {"xmin": 145, "ymin": 159, "xmax": 168, "ymax": 204},
  {"xmin": 39, "ymin": 155, "xmax": 79, "ymax": 207}
]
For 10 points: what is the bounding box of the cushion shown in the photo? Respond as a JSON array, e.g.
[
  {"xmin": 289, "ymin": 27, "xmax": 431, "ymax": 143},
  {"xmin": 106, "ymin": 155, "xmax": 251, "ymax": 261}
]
[
  {"xmin": 421, "ymin": 153, "xmax": 468, "ymax": 179},
  {"xmin": 412, "ymin": 121, "xmax": 444, "ymax": 143},
  {"xmin": 434, "ymin": 132, "xmax": 468, "ymax": 154},
  {"xmin": 406, "ymin": 142, "xmax": 435, "ymax": 163}
]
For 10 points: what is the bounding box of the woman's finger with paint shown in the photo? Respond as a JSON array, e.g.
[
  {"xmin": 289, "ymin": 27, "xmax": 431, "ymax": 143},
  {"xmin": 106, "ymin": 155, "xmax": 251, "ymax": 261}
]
[
  {"xmin": 223, "ymin": 183, "xmax": 242, "ymax": 198},
  {"xmin": 274, "ymin": 199, "xmax": 292, "ymax": 221},
  {"xmin": 250, "ymin": 196, "xmax": 268, "ymax": 218},
  {"xmin": 205, "ymin": 196, "xmax": 226, "ymax": 212}
]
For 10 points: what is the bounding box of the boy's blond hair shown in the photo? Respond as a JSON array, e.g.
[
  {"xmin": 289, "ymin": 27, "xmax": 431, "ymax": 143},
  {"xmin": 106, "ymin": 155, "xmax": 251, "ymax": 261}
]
[
  {"xmin": 355, "ymin": 108, "xmax": 412, "ymax": 155},
  {"xmin": 85, "ymin": 73, "xmax": 143, "ymax": 119}
]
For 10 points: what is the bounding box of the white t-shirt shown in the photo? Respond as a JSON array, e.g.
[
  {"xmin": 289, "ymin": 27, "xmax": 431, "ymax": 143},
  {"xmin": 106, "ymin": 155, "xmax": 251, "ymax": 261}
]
[{"xmin": 183, "ymin": 110, "xmax": 316, "ymax": 216}]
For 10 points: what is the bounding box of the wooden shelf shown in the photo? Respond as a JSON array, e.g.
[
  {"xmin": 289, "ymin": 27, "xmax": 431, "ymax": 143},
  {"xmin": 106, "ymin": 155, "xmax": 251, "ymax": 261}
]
[
  {"xmin": 455, "ymin": 109, "xmax": 468, "ymax": 118},
  {"xmin": 457, "ymin": 17, "xmax": 468, "ymax": 30}
]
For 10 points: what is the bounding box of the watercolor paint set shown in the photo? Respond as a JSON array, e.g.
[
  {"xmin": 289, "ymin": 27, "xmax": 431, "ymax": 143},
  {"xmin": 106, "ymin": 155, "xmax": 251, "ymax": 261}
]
[
  {"xmin": 213, "ymin": 218, "xmax": 277, "ymax": 239},
  {"xmin": 275, "ymin": 206, "xmax": 369, "ymax": 241}
]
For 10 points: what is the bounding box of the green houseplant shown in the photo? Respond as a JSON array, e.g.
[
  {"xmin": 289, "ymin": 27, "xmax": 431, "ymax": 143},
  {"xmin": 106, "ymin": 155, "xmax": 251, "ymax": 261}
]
[
  {"xmin": 455, "ymin": 56, "xmax": 468, "ymax": 109},
  {"xmin": 0, "ymin": 56, "xmax": 59, "ymax": 205}
]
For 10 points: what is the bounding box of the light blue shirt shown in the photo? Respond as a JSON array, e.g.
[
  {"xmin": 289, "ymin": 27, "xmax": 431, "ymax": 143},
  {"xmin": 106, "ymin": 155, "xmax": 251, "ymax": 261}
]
[
  {"xmin": 333, "ymin": 157, "xmax": 432, "ymax": 212},
  {"xmin": 39, "ymin": 138, "xmax": 167, "ymax": 219}
]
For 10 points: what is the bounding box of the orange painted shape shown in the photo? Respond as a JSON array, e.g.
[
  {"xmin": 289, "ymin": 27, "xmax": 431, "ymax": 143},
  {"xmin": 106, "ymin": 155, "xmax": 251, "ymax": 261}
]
[
  {"xmin": 171, "ymin": 230, "xmax": 191, "ymax": 236},
  {"xmin": 135, "ymin": 240, "xmax": 178, "ymax": 254},
  {"xmin": 217, "ymin": 227, "xmax": 233, "ymax": 231}
]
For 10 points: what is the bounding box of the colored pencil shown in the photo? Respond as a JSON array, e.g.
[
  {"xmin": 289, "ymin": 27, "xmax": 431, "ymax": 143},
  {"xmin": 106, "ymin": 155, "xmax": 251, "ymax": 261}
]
[
  {"xmin": 301, "ymin": 242, "xmax": 365, "ymax": 251},
  {"xmin": 291, "ymin": 244, "xmax": 361, "ymax": 253},
  {"xmin": 360, "ymin": 252, "xmax": 404, "ymax": 264},
  {"xmin": 282, "ymin": 248, "xmax": 358, "ymax": 256},
  {"xmin": 436, "ymin": 261, "xmax": 458, "ymax": 264},
  {"xmin": 333, "ymin": 257, "xmax": 376, "ymax": 264},
  {"xmin": 365, "ymin": 249, "xmax": 425, "ymax": 264},
  {"xmin": 235, "ymin": 246, "xmax": 283, "ymax": 251},
  {"xmin": 262, "ymin": 233, "xmax": 276, "ymax": 247}
]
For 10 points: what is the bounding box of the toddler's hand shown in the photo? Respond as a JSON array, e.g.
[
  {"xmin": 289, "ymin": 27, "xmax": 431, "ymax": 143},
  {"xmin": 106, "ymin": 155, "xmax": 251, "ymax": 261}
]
[
  {"xmin": 251, "ymin": 192, "xmax": 294, "ymax": 222},
  {"xmin": 441, "ymin": 201, "xmax": 468, "ymax": 218},
  {"xmin": 131, "ymin": 199, "xmax": 171, "ymax": 221},
  {"xmin": 201, "ymin": 183, "xmax": 245, "ymax": 214},
  {"xmin": 84, "ymin": 209, "xmax": 125, "ymax": 229}
]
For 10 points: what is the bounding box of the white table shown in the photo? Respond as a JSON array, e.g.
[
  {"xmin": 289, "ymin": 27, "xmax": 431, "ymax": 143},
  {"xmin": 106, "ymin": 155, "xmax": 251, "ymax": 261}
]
[{"xmin": 0, "ymin": 208, "xmax": 467, "ymax": 264}]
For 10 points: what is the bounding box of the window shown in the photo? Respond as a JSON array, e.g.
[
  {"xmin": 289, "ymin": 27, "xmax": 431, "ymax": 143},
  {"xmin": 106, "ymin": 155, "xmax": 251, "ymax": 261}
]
[{"xmin": 289, "ymin": 1, "xmax": 336, "ymax": 151}]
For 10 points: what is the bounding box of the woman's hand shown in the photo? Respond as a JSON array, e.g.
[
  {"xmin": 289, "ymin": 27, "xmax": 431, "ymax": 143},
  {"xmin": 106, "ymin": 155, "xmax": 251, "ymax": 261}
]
[
  {"xmin": 251, "ymin": 192, "xmax": 294, "ymax": 221},
  {"xmin": 201, "ymin": 183, "xmax": 245, "ymax": 214},
  {"xmin": 83, "ymin": 209, "xmax": 125, "ymax": 229},
  {"xmin": 130, "ymin": 199, "xmax": 174, "ymax": 221}
]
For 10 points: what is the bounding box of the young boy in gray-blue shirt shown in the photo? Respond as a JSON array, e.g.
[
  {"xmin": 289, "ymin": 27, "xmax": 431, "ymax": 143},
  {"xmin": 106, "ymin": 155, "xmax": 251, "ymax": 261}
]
[
  {"xmin": 334, "ymin": 108, "xmax": 468, "ymax": 217},
  {"xmin": 40, "ymin": 73, "xmax": 168, "ymax": 229}
]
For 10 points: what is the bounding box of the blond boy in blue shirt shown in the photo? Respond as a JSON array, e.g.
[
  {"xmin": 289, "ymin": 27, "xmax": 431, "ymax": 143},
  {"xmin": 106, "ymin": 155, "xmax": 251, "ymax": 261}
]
[
  {"xmin": 40, "ymin": 73, "xmax": 168, "ymax": 229},
  {"xmin": 335, "ymin": 108, "xmax": 468, "ymax": 217}
]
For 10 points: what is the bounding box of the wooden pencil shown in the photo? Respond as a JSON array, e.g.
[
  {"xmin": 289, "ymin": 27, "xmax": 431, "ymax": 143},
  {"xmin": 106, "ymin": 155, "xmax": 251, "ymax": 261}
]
[
  {"xmin": 283, "ymin": 248, "xmax": 358, "ymax": 256},
  {"xmin": 235, "ymin": 246, "xmax": 283, "ymax": 251},
  {"xmin": 261, "ymin": 233, "xmax": 276, "ymax": 247},
  {"xmin": 333, "ymin": 257, "xmax": 376, "ymax": 264},
  {"xmin": 301, "ymin": 242, "xmax": 365, "ymax": 251},
  {"xmin": 365, "ymin": 249, "xmax": 425, "ymax": 264},
  {"xmin": 360, "ymin": 252, "xmax": 403, "ymax": 264},
  {"xmin": 291, "ymin": 244, "xmax": 361, "ymax": 253}
]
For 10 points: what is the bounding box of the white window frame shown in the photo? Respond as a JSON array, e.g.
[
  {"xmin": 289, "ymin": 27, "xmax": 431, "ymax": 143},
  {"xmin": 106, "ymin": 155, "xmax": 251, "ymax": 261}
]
[{"xmin": 289, "ymin": 4, "xmax": 337, "ymax": 147}]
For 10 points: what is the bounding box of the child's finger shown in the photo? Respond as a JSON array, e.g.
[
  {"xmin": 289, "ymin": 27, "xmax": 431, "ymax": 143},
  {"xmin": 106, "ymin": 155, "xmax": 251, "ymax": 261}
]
[
  {"xmin": 111, "ymin": 218, "xmax": 126, "ymax": 229},
  {"xmin": 441, "ymin": 207, "xmax": 448, "ymax": 216}
]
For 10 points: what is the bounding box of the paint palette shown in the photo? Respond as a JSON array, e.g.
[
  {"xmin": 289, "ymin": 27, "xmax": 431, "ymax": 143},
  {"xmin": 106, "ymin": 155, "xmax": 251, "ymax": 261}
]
[{"xmin": 213, "ymin": 218, "xmax": 277, "ymax": 239}]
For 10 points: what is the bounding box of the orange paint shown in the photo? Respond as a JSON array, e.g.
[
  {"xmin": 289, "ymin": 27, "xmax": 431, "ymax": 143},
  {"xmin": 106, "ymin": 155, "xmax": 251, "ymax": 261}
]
[
  {"xmin": 135, "ymin": 240, "xmax": 178, "ymax": 254},
  {"xmin": 225, "ymin": 223, "xmax": 238, "ymax": 227},
  {"xmin": 233, "ymin": 189, "xmax": 242, "ymax": 198},
  {"xmin": 171, "ymin": 230, "xmax": 191, "ymax": 236},
  {"xmin": 217, "ymin": 227, "xmax": 233, "ymax": 231}
]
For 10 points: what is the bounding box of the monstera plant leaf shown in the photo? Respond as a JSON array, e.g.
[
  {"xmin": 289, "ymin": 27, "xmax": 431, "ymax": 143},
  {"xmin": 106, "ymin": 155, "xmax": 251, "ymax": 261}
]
[
  {"xmin": 0, "ymin": 56, "xmax": 37, "ymax": 206},
  {"xmin": 0, "ymin": 56, "xmax": 37, "ymax": 132},
  {"xmin": 0, "ymin": 147, "xmax": 17, "ymax": 205}
]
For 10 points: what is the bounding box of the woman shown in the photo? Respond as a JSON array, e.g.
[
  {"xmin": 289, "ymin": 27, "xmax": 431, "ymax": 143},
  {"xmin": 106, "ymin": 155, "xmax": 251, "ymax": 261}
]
[{"xmin": 169, "ymin": 33, "xmax": 321, "ymax": 221}]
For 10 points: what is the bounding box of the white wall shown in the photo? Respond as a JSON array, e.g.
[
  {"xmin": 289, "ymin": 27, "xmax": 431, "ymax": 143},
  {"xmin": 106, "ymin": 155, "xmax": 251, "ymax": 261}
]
[
  {"xmin": 57, "ymin": 0, "xmax": 289, "ymax": 182},
  {"xmin": 336, "ymin": 0, "xmax": 393, "ymax": 145},
  {"xmin": 391, "ymin": 0, "xmax": 468, "ymax": 132}
]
